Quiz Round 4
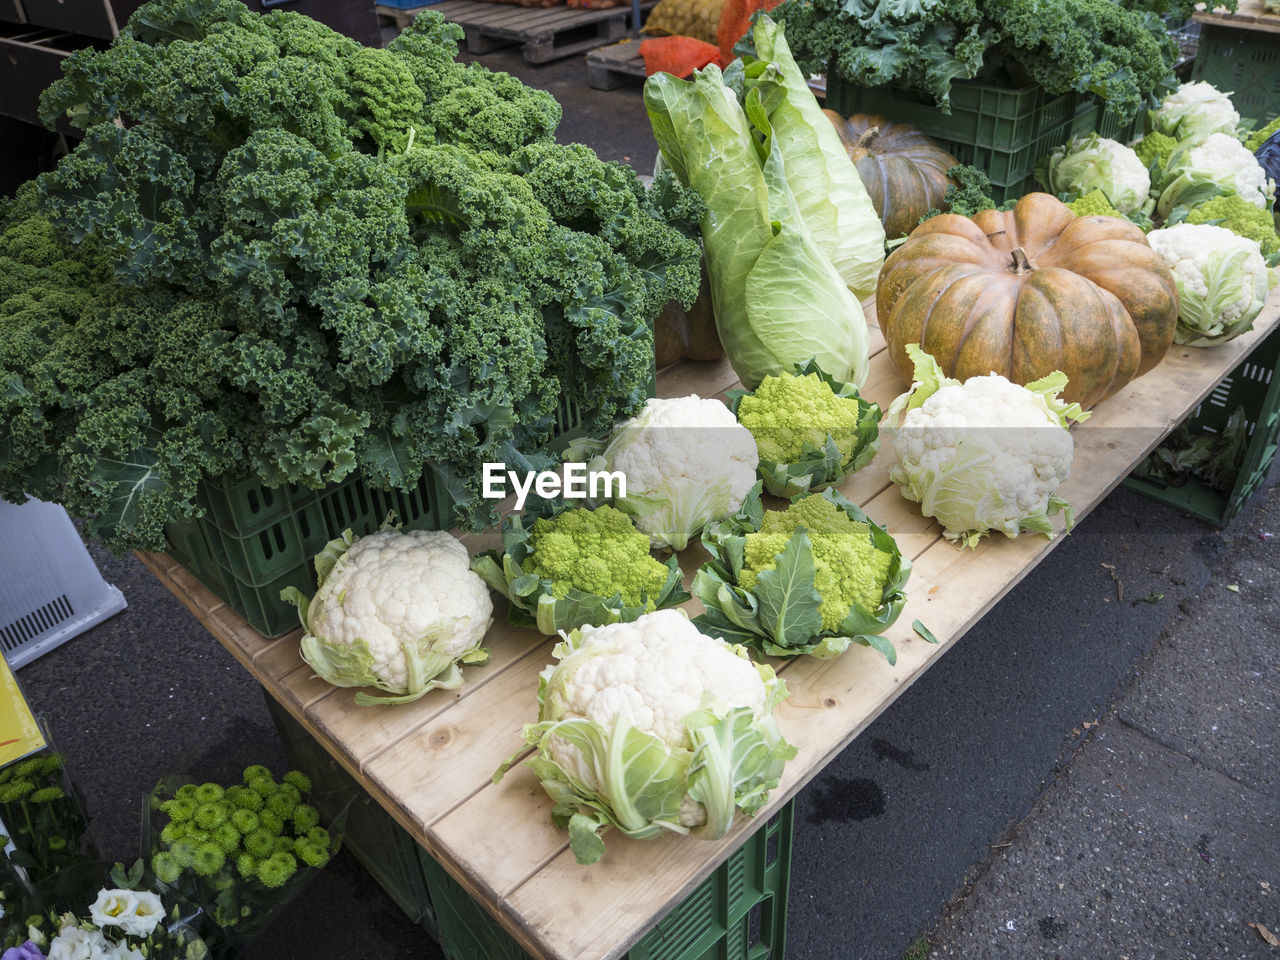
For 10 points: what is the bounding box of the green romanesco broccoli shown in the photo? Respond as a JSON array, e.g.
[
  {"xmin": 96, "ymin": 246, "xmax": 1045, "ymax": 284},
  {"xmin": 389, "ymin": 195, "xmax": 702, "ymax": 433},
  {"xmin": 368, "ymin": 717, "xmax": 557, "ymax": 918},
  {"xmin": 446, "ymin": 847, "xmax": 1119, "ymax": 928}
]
[
  {"xmin": 1183, "ymin": 193, "xmax": 1280, "ymax": 256},
  {"xmin": 740, "ymin": 494, "xmax": 893, "ymax": 631},
  {"xmin": 1134, "ymin": 131, "xmax": 1179, "ymax": 173},
  {"xmin": 1246, "ymin": 116, "xmax": 1280, "ymax": 153},
  {"xmin": 1066, "ymin": 189, "xmax": 1126, "ymax": 218},
  {"xmin": 737, "ymin": 372, "xmax": 865, "ymax": 465},
  {"xmin": 527, "ymin": 505, "xmax": 671, "ymax": 607}
]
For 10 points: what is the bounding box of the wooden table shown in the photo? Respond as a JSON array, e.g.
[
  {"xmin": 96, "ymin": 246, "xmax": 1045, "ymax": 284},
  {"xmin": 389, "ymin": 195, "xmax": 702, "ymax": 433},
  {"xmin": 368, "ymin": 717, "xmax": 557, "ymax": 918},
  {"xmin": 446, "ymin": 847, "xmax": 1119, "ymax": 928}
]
[{"xmin": 137, "ymin": 291, "xmax": 1280, "ymax": 960}]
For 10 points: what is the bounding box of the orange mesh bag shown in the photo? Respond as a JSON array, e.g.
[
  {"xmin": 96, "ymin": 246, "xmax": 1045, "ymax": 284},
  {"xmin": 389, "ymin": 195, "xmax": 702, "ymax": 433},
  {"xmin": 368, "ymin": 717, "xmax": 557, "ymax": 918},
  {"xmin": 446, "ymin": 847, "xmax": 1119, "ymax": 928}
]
[
  {"xmin": 640, "ymin": 36, "xmax": 722, "ymax": 77},
  {"xmin": 716, "ymin": 0, "xmax": 782, "ymax": 64}
]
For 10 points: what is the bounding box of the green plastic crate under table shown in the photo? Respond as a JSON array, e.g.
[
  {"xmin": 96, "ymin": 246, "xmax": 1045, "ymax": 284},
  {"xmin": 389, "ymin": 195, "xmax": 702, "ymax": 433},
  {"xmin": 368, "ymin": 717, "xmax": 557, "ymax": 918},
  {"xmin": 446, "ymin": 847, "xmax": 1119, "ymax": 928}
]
[
  {"xmin": 825, "ymin": 76, "xmax": 1136, "ymax": 203},
  {"xmin": 1192, "ymin": 0, "xmax": 1280, "ymax": 124},
  {"xmin": 160, "ymin": 372, "xmax": 652, "ymax": 638},
  {"xmin": 263, "ymin": 688, "xmax": 793, "ymax": 960},
  {"xmin": 162, "ymin": 469, "xmax": 452, "ymax": 638},
  {"xmin": 1124, "ymin": 324, "xmax": 1280, "ymax": 525}
]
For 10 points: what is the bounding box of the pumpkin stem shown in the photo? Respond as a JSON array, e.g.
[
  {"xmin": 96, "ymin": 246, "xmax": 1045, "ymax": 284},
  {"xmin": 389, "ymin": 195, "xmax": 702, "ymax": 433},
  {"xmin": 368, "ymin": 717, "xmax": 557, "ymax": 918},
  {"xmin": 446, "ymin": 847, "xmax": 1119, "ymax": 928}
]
[
  {"xmin": 852, "ymin": 126, "xmax": 881, "ymax": 151},
  {"xmin": 1008, "ymin": 247, "xmax": 1038, "ymax": 275}
]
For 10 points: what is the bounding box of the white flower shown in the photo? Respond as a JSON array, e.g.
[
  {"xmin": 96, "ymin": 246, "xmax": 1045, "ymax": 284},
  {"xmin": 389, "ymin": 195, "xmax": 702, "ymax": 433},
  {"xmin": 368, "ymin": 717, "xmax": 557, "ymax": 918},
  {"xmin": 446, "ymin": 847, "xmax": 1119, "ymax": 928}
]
[
  {"xmin": 47, "ymin": 921, "xmax": 112, "ymax": 960},
  {"xmin": 89, "ymin": 889, "xmax": 138, "ymax": 931},
  {"xmin": 115, "ymin": 891, "xmax": 164, "ymax": 938}
]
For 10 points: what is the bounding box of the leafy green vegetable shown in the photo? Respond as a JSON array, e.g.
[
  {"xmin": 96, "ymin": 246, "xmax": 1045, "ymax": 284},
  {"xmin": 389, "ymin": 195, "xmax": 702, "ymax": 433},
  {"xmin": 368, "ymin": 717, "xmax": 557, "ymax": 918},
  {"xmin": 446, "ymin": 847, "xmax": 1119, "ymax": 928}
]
[
  {"xmin": 2, "ymin": 0, "xmax": 703, "ymax": 552},
  {"xmin": 1175, "ymin": 193, "xmax": 1280, "ymax": 257},
  {"xmin": 494, "ymin": 610, "xmax": 795, "ymax": 864},
  {"xmin": 912, "ymin": 620, "xmax": 938, "ymax": 643},
  {"xmin": 920, "ymin": 164, "xmax": 1007, "ymax": 222},
  {"xmin": 644, "ymin": 21, "xmax": 878, "ymax": 391},
  {"xmin": 471, "ymin": 502, "xmax": 690, "ymax": 635},
  {"xmin": 693, "ymin": 485, "xmax": 910, "ymax": 661},
  {"xmin": 729, "ymin": 358, "xmax": 881, "ymax": 498},
  {"xmin": 1065, "ymin": 189, "xmax": 1126, "ymax": 219},
  {"xmin": 1132, "ymin": 405, "xmax": 1250, "ymax": 494},
  {"xmin": 746, "ymin": 17, "xmax": 885, "ymax": 299},
  {"xmin": 767, "ymin": 0, "xmax": 1201, "ymax": 120}
]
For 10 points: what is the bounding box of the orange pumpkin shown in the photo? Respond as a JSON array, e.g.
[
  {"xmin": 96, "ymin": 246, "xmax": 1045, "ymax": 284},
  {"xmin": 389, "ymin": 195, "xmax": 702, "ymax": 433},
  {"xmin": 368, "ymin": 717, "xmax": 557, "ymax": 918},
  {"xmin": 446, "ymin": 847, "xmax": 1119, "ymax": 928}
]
[
  {"xmin": 876, "ymin": 193, "xmax": 1179, "ymax": 408},
  {"xmin": 823, "ymin": 110, "xmax": 959, "ymax": 240}
]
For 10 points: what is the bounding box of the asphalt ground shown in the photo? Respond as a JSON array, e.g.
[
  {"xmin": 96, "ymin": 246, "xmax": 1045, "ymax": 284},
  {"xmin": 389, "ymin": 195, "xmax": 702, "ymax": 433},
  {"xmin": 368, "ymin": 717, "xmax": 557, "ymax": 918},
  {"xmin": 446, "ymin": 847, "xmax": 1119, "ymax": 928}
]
[{"xmin": 6, "ymin": 37, "xmax": 1280, "ymax": 960}]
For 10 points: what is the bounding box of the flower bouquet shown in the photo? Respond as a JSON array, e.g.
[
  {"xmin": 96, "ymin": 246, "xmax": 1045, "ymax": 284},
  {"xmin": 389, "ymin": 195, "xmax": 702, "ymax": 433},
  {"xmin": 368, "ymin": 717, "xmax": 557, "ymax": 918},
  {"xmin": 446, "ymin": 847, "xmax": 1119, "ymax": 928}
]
[
  {"xmin": 144, "ymin": 766, "xmax": 347, "ymax": 959},
  {"xmin": 1, "ymin": 859, "xmax": 209, "ymax": 960},
  {"xmin": 0, "ymin": 753, "xmax": 96, "ymax": 907}
]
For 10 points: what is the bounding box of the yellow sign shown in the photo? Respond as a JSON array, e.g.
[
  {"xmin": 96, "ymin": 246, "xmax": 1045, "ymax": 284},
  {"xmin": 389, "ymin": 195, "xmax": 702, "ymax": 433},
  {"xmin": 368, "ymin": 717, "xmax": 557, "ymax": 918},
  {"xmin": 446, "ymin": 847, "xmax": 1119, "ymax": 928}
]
[{"xmin": 0, "ymin": 656, "xmax": 46, "ymax": 767}]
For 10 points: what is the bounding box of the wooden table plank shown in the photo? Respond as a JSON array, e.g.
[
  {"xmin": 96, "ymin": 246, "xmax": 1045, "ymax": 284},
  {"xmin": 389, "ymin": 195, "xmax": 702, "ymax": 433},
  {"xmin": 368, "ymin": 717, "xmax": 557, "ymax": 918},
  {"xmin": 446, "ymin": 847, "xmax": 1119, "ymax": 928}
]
[
  {"xmin": 1194, "ymin": 0, "xmax": 1280, "ymax": 33},
  {"xmin": 140, "ymin": 286, "xmax": 1280, "ymax": 960}
]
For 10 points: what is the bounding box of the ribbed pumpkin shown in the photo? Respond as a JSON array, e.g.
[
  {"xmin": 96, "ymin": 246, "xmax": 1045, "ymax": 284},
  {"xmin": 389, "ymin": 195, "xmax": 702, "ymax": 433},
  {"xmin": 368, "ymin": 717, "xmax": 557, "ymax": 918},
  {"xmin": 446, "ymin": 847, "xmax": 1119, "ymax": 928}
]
[
  {"xmin": 877, "ymin": 193, "xmax": 1179, "ymax": 408},
  {"xmin": 823, "ymin": 110, "xmax": 958, "ymax": 240}
]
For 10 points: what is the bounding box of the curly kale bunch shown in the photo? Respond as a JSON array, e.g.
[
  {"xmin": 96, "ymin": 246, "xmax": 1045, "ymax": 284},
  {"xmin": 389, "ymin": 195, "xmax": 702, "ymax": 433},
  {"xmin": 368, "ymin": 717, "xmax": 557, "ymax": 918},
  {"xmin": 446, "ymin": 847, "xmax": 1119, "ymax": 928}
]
[
  {"xmin": 1, "ymin": 0, "xmax": 703, "ymax": 552},
  {"xmin": 767, "ymin": 0, "xmax": 1221, "ymax": 120}
]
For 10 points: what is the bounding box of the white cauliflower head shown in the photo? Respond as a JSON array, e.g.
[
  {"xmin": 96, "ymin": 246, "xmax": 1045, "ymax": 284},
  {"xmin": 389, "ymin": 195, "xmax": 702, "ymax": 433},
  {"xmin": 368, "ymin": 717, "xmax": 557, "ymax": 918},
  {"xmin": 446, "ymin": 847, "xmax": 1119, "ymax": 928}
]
[
  {"xmin": 1153, "ymin": 81, "xmax": 1240, "ymax": 143},
  {"xmin": 542, "ymin": 609, "xmax": 770, "ymax": 753},
  {"xmin": 598, "ymin": 395, "xmax": 759, "ymax": 550},
  {"xmin": 888, "ymin": 346, "xmax": 1083, "ymax": 547},
  {"xmin": 1146, "ymin": 222, "xmax": 1276, "ymax": 345},
  {"xmin": 517, "ymin": 608, "xmax": 794, "ymax": 863},
  {"xmin": 1158, "ymin": 133, "xmax": 1276, "ymax": 217},
  {"xmin": 1043, "ymin": 134, "xmax": 1151, "ymax": 215},
  {"xmin": 286, "ymin": 528, "xmax": 494, "ymax": 704}
]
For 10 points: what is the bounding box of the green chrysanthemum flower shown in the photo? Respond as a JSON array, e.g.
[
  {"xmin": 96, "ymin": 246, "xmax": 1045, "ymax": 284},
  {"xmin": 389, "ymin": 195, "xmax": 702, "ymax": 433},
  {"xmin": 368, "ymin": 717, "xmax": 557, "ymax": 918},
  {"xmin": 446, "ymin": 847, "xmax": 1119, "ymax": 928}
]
[
  {"xmin": 266, "ymin": 788, "xmax": 298, "ymax": 818},
  {"xmin": 236, "ymin": 854, "xmax": 257, "ymax": 880},
  {"xmin": 194, "ymin": 801, "xmax": 229, "ymax": 830},
  {"xmin": 171, "ymin": 841, "xmax": 199, "ymax": 869},
  {"xmin": 161, "ymin": 822, "xmax": 186, "ymax": 844},
  {"xmin": 291, "ymin": 804, "xmax": 319, "ymax": 833},
  {"xmin": 46, "ymin": 835, "xmax": 67, "ymax": 851},
  {"xmin": 306, "ymin": 827, "xmax": 331, "ymax": 848},
  {"xmin": 176, "ymin": 785, "xmax": 198, "ymax": 801},
  {"xmin": 242, "ymin": 765, "xmax": 272, "ymax": 785},
  {"xmin": 244, "ymin": 828, "xmax": 276, "ymax": 860},
  {"xmin": 231, "ymin": 809, "xmax": 260, "ymax": 834},
  {"xmin": 294, "ymin": 837, "xmax": 331, "ymax": 869},
  {"xmin": 192, "ymin": 842, "xmax": 226, "ymax": 877},
  {"xmin": 193, "ymin": 784, "xmax": 224, "ymax": 804},
  {"xmin": 164, "ymin": 798, "xmax": 197, "ymax": 822},
  {"xmin": 250, "ymin": 777, "xmax": 276, "ymax": 799},
  {"xmin": 274, "ymin": 836, "xmax": 294, "ymax": 855},
  {"xmin": 258, "ymin": 810, "xmax": 284, "ymax": 835},
  {"xmin": 212, "ymin": 822, "xmax": 242, "ymax": 855},
  {"xmin": 231, "ymin": 789, "xmax": 264, "ymax": 812},
  {"xmin": 255, "ymin": 852, "xmax": 297, "ymax": 889},
  {"xmin": 283, "ymin": 771, "xmax": 312, "ymax": 795},
  {"xmin": 13, "ymin": 758, "xmax": 43, "ymax": 779},
  {"xmin": 152, "ymin": 851, "xmax": 182, "ymax": 884},
  {"xmin": 29, "ymin": 786, "xmax": 65, "ymax": 803}
]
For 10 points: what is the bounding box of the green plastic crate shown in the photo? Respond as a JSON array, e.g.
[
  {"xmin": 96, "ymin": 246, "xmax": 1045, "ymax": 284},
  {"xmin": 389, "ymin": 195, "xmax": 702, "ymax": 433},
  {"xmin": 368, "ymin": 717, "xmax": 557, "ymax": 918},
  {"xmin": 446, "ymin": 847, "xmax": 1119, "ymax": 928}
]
[
  {"xmin": 161, "ymin": 362, "xmax": 656, "ymax": 637},
  {"xmin": 1125, "ymin": 325, "xmax": 1280, "ymax": 525},
  {"xmin": 1192, "ymin": 22, "xmax": 1280, "ymax": 124},
  {"xmin": 418, "ymin": 804, "xmax": 791, "ymax": 960},
  {"xmin": 825, "ymin": 77, "xmax": 1143, "ymax": 203},
  {"xmin": 263, "ymin": 691, "xmax": 442, "ymax": 938},
  {"xmin": 263, "ymin": 687, "xmax": 793, "ymax": 960},
  {"xmin": 162, "ymin": 469, "xmax": 452, "ymax": 637}
]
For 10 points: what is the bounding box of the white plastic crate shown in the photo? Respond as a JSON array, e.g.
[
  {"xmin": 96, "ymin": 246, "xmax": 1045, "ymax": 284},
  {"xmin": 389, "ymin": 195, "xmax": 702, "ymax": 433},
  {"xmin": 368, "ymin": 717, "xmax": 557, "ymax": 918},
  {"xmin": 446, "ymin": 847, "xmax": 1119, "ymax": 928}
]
[{"xmin": 0, "ymin": 497, "xmax": 127, "ymax": 668}]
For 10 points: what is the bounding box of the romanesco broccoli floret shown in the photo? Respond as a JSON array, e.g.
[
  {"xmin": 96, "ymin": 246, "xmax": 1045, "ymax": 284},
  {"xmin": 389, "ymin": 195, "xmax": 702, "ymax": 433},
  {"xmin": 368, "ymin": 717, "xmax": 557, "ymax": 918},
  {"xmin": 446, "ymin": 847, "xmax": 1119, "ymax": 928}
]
[
  {"xmin": 1183, "ymin": 193, "xmax": 1280, "ymax": 256},
  {"xmin": 528, "ymin": 506, "xmax": 671, "ymax": 607},
  {"xmin": 740, "ymin": 495, "xmax": 892, "ymax": 631},
  {"xmin": 736, "ymin": 372, "xmax": 864, "ymax": 465},
  {"xmin": 1246, "ymin": 116, "xmax": 1280, "ymax": 153},
  {"xmin": 1134, "ymin": 131, "xmax": 1178, "ymax": 173},
  {"xmin": 1065, "ymin": 189, "xmax": 1126, "ymax": 218}
]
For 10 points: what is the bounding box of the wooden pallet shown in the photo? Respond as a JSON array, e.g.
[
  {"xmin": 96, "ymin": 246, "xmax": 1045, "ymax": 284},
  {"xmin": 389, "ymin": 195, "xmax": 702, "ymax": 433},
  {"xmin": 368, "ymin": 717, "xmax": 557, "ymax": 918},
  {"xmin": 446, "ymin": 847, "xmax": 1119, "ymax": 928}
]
[
  {"xmin": 585, "ymin": 37, "xmax": 832, "ymax": 93},
  {"xmin": 377, "ymin": 0, "xmax": 652, "ymax": 62},
  {"xmin": 585, "ymin": 36, "xmax": 644, "ymax": 89}
]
